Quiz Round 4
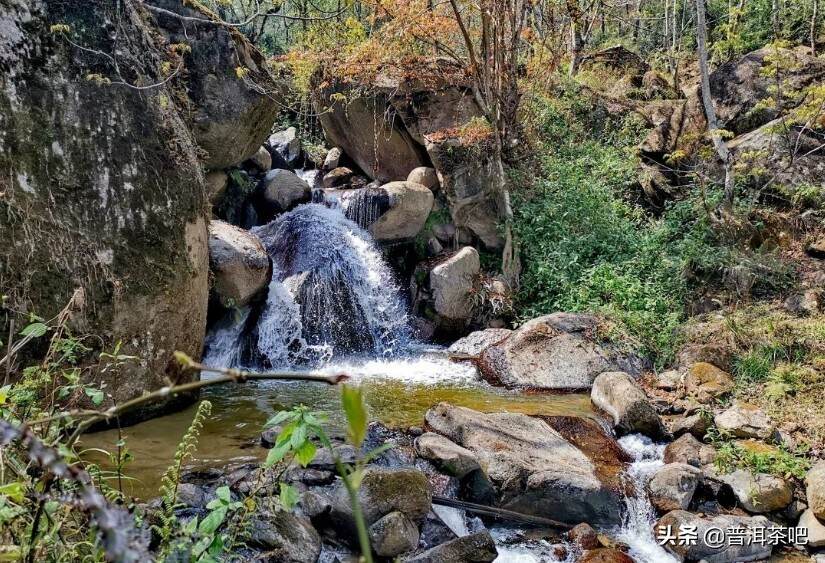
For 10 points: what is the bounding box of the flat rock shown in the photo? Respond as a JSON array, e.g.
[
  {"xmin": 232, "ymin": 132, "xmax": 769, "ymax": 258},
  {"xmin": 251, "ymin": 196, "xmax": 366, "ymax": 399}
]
[
  {"xmin": 478, "ymin": 313, "xmax": 640, "ymax": 390},
  {"xmin": 424, "ymin": 403, "xmax": 626, "ymax": 527},
  {"xmin": 447, "ymin": 328, "xmax": 512, "ymax": 358},
  {"xmin": 415, "ymin": 432, "xmax": 480, "ymax": 478}
]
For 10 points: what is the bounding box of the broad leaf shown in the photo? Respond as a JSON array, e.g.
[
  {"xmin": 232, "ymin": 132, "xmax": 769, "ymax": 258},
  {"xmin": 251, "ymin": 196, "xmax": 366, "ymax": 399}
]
[
  {"xmin": 294, "ymin": 440, "xmax": 317, "ymax": 468},
  {"xmin": 198, "ymin": 506, "xmax": 227, "ymax": 535},
  {"xmin": 279, "ymin": 482, "xmax": 299, "ymax": 510},
  {"xmin": 20, "ymin": 322, "xmax": 47, "ymax": 338},
  {"xmin": 341, "ymin": 385, "xmax": 367, "ymax": 448}
]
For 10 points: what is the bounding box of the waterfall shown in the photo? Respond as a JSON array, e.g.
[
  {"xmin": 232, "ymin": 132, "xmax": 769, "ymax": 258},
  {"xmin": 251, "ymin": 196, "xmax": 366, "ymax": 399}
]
[
  {"xmin": 614, "ymin": 434, "xmax": 679, "ymax": 563},
  {"xmin": 203, "ymin": 307, "xmax": 251, "ymax": 369},
  {"xmin": 240, "ymin": 203, "xmax": 411, "ymax": 368}
]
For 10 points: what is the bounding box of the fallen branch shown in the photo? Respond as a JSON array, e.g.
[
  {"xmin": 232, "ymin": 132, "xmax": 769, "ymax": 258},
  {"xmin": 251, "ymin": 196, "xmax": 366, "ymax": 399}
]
[{"xmin": 432, "ymin": 495, "xmax": 572, "ymax": 529}]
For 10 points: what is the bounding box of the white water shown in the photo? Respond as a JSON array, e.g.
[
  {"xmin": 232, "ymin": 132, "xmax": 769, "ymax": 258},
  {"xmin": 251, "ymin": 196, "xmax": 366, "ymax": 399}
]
[
  {"xmin": 615, "ymin": 434, "xmax": 679, "ymax": 563},
  {"xmin": 203, "ymin": 307, "xmax": 251, "ymax": 368}
]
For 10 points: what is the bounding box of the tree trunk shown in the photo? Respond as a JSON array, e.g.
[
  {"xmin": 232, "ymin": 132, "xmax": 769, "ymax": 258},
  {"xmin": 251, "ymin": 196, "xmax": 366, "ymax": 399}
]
[
  {"xmin": 696, "ymin": 0, "xmax": 735, "ymax": 211},
  {"xmin": 569, "ymin": 21, "xmax": 584, "ymax": 76}
]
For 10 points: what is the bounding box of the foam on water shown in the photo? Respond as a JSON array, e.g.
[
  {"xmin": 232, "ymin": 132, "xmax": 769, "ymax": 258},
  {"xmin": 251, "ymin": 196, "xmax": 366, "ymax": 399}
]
[{"xmin": 614, "ymin": 434, "xmax": 678, "ymax": 563}]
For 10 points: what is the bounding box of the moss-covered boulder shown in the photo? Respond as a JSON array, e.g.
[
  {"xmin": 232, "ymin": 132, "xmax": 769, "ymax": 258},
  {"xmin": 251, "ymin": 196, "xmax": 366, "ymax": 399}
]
[{"xmin": 0, "ymin": 0, "xmax": 224, "ymax": 419}]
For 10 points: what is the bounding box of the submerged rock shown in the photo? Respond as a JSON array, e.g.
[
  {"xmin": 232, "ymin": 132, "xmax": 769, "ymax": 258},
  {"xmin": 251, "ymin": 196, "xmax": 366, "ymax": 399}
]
[
  {"xmin": 424, "ymin": 403, "xmax": 626, "ymax": 527},
  {"xmin": 591, "ymin": 371, "xmax": 666, "ymax": 439},
  {"xmin": 208, "ymin": 221, "xmax": 270, "ymax": 308},
  {"xmin": 403, "ymin": 530, "xmax": 498, "ymax": 562},
  {"xmin": 478, "ymin": 313, "xmax": 640, "ymax": 390}
]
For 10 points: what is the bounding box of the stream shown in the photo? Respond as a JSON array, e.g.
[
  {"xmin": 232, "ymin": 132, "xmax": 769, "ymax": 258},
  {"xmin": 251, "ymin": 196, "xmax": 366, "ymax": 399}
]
[{"xmin": 80, "ymin": 201, "xmax": 669, "ymax": 562}]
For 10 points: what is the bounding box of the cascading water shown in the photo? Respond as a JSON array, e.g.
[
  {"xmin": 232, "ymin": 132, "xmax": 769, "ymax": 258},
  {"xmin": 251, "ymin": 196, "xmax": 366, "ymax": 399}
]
[
  {"xmin": 614, "ymin": 434, "xmax": 679, "ymax": 563},
  {"xmin": 205, "ymin": 203, "xmax": 412, "ymax": 370}
]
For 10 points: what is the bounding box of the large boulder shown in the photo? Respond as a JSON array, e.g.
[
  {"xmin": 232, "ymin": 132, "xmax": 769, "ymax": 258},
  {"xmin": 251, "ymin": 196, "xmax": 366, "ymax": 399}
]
[
  {"xmin": 718, "ymin": 469, "xmax": 792, "ymax": 513},
  {"xmin": 656, "ymin": 510, "xmax": 773, "ymax": 562},
  {"xmin": 0, "ymin": 0, "xmax": 211, "ymax": 420},
  {"xmin": 267, "ymin": 127, "xmax": 303, "ymax": 168},
  {"xmin": 477, "ymin": 313, "xmax": 640, "ymax": 390},
  {"xmin": 806, "ymin": 461, "xmax": 825, "ymax": 519},
  {"xmin": 647, "ymin": 463, "xmax": 701, "ymax": 512},
  {"xmin": 447, "ymin": 328, "xmax": 512, "ymax": 358},
  {"xmin": 247, "ymin": 508, "xmax": 321, "ymax": 562},
  {"xmin": 407, "ymin": 166, "xmax": 439, "ymax": 190},
  {"xmin": 403, "ymin": 530, "xmax": 498, "ymax": 563},
  {"xmin": 714, "ymin": 403, "xmax": 775, "ymax": 440},
  {"xmin": 591, "ymin": 371, "xmax": 666, "ymax": 438},
  {"xmin": 424, "ymin": 403, "xmax": 627, "ymax": 527},
  {"xmin": 430, "ymin": 247, "xmax": 480, "ymax": 322},
  {"xmin": 368, "ymin": 181, "xmax": 434, "ymax": 241},
  {"xmin": 149, "ymin": 0, "xmax": 283, "ymax": 170},
  {"xmin": 207, "ymin": 220, "xmax": 270, "ymax": 308},
  {"xmin": 415, "ymin": 432, "xmax": 480, "ymax": 478}
]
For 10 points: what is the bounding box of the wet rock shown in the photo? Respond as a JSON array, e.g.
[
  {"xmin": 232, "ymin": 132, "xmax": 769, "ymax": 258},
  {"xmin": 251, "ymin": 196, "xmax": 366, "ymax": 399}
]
[
  {"xmin": 403, "ymin": 530, "xmax": 498, "ymax": 562},
  {"xmin": 798, "ymin": 509, "xmax": 825, "ymax": 547},
  {"xmin": 205, "ymin": 171, "xmax": 230, "ymax": 203},
  {"xmin": 369, "ymin": 511, "xmax": 420, "ymax": 557},
  {"xmin": 283, "ymin": 467, "xmax": 335, "ymax": 487},
  {"xmin": 424, "ymin": 403, "xmax": 626, "ymax": 527},
  {"xmin": 415, "ymin": 432, "xmax": 480, "ymax": 478},
  {"xmin": 684, "ymin": 362, "xmax": 735, "ymax": 402},
  {"xmin": 330, "ymin": 467, "xmax": 432, "ymax": 532},
  {"xmin": 247, "ymin": 508, "xmax": 321, "ymax": 562},
  {"xmin": 591, "ymin": 371, "xmax": 666, "ymax": 439},
  {"xmin": 719, "ymin": 469, "xmax": 792, "ymax": 513},
  {"xmin": 806, "ymin": 461, "xmax": 825, "ymax": 519},
  {"xmin": 323, "ymin": 147, "xmax": 343, "ymax": 171},
  {"xmin": 259, "ymin": 169, "xmax": 312, "ymax": 213},
  {"xmin": 580, "ymin": 548, "xmax": 634, "ymax": 563},
  {"xmin": 369, "ymin": 181, "xmax": 434, "ymax": 241},
  {"xmin": 657, "ymin": 510, "xmax": 773, "ymax": 562},
  {"xmin": 208, "ymin": 220, "xmax": 270, "ymax": 308},
  {"xmin": 648, "ymin": 463, "xmax": 701, "ymax": 512},
  {"xmin": 478, "ymin": 313, "xmax": 640, "ymax": 390},
  {"xmin": 247, "ymin": 146, "xmax": 272, "ymax": 172},
  {"xmin": 447, "ymin": 329, "xmax": 512, "ymax": 358},
  {"xmin": 714, "ymin": 403, "xmax": 775, "ymax": 440},
  {"xmin": 323, "ymin": 166, "xmax": 355, "ymax": 188},
  {"xmin": 569, "ymin": 523, "xmax": 600, "ymax": 550},
  {"xmin": 429, "ymin": 247, "xmax": 480, "ymax": 326},
  {"xmin": 663, "ymin": 433, "xmax": 716, "ymax": 467},
  {"xmin": 267, "ymin": 127, "xmax": 303, "ymax": 168},
  {"xmin": 407, "ymin": 167, "xmax": 440, "ymax": 190}
]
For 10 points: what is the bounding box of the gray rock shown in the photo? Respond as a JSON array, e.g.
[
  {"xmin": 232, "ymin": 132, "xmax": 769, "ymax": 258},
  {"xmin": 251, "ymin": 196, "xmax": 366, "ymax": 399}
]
[
  {"xmin": 268, "ymin": 127, "xmax": 302, "ymax": 167},
  {"xmin": 247, "ymin": 508, "xmax": 321, "ymax": 562},
  {"xmin": 299, "ymin": 490, "xmax": 332, "ymax": 519},
  {"xmin": 657, "ymin": 510, "xmax": 773, "ymax": 562},
  {"xmin": 424, "ymin": 403, "xmax": 625, "ymax": 527},
  {"xmin": 323, "ymin": 147, "xmax": 343, "ymax": 170},
  {"xmin": 175, "ymin": 483, "xmax": 207, "ymax": 508},
  {"xmin": 369, "ymin": 181, "xmax": 434, "ymax": 241},
  {"xmin": 667, "ymin": 412, "xmax": 712, "ymax": 439},
  {"xmin": 447, "ymin": 329, "xmax": 512, "ymax": 358},
  {"xmin": 719, "ymin": 469, "xmax": 793, "ymax": 513},
  {"xmin": 714, "ymin": 403, "xmax": 774, "ymax": 440},
  {"xmin": 369, "ymin": 511, "xmax": 420, "ymax": 557},
  {"xmin": 415, "ymin": 432, "xmax": 480, "ymax": 478},
  {"xmin": 407, "ymin": 166, "xmax": 440, "ymax": 190},
  {"xmin": 663, "ymin": 433, "xmax": 716, "ymax": 467},
  {"xmin": 430, "ymin": 247, "xmax": 480, "ymax": 322},
  {"xmin": 205, "ymin": 170, "xmax": 229, "ymax": 203},
  {"xmin": 330, "ymin": 467, "xmax": 432, "ymax": 533},
  {"xmin": 426, "ymin": 237, "xmax": 443, "ymax": 256},
  {"xmin": 783, "ymin": 289, "xmax": 822, "ymax": 316},
  {"xmin": 260, "ymin": 169, "xmax": 311, "ymax": 211},
  {"xmin": 655, "ymin": 369, "xmax": 683, "ymax": 390},
  {"xmin": 247, "ymin": 146, "xmax": 272, "ymax": 171},
  {"xmin": 648, "ymin": 463, "xmax": 701, "ymax": 512},
  {"xmin": 806, "ymin": 460, "xmax": 825, "ymax": 519},
  {"xmin": 798, "ymin": 509, "xmax": 825, "ymax": 547},
  {"xmin": 591, "ymin": 371, "xmax": 666, "ymax": 438},
  {"xmin": 208, "ymin": 220, "xmax": 270, "ymax": 307},
  {"xmin": 403, "ymin": 530, "xmax": 498, "ymax": 562},
  {"xmin": 478, "ymin": 313, "xmax": 640, "ymax": 390}
]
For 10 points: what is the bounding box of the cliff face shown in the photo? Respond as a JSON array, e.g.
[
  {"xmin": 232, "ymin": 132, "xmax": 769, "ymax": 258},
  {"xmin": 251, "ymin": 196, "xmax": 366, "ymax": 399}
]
[{"xmin": 0, "ymin": 0, "xmax": 278, "ymax": 419}]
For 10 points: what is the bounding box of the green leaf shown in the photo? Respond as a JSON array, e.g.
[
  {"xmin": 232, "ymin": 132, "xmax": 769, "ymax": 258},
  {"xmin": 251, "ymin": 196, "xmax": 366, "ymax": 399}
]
[
  {"xmin": 279, "ymin": 483, "xmax": 299, "ymax": 510},
  {"xmin": 0, "ymin": 482, "xmax": 25, "ymax": 504},
  {"xmin": 85, "ymin": 387, "xmax": 104, "ymax": 405},
  {"xmin": 264, "ymin": 441, "xmax": 291, "ymax": 468},
  {"xmin": 290, "ymin": 423, "xmax": 307, "ymax": 449},
  {"xmin": 264, "ymin": 410, "xmax": 294, "ymax": 428},
  {"xmin": 0, "ymin": 385, "xmax": 11, "ymax": 406},
  {"xmin": 20, "ymin": 322, "xmax": 48, "ymax": 338},
  {"xmin": 341, "ymin": 384, "xmax": 367, "ymax": 448},
  {"xmin": 294, "ymin": 440, "xmax": 317, "ymax": 468},
  {"xmin": 215, "ymin": 485, "xmax": 231, "ymax": 504},
  {"xmin": 198, "ymin": 506, "xmax": 227, "ymax": 535}
]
